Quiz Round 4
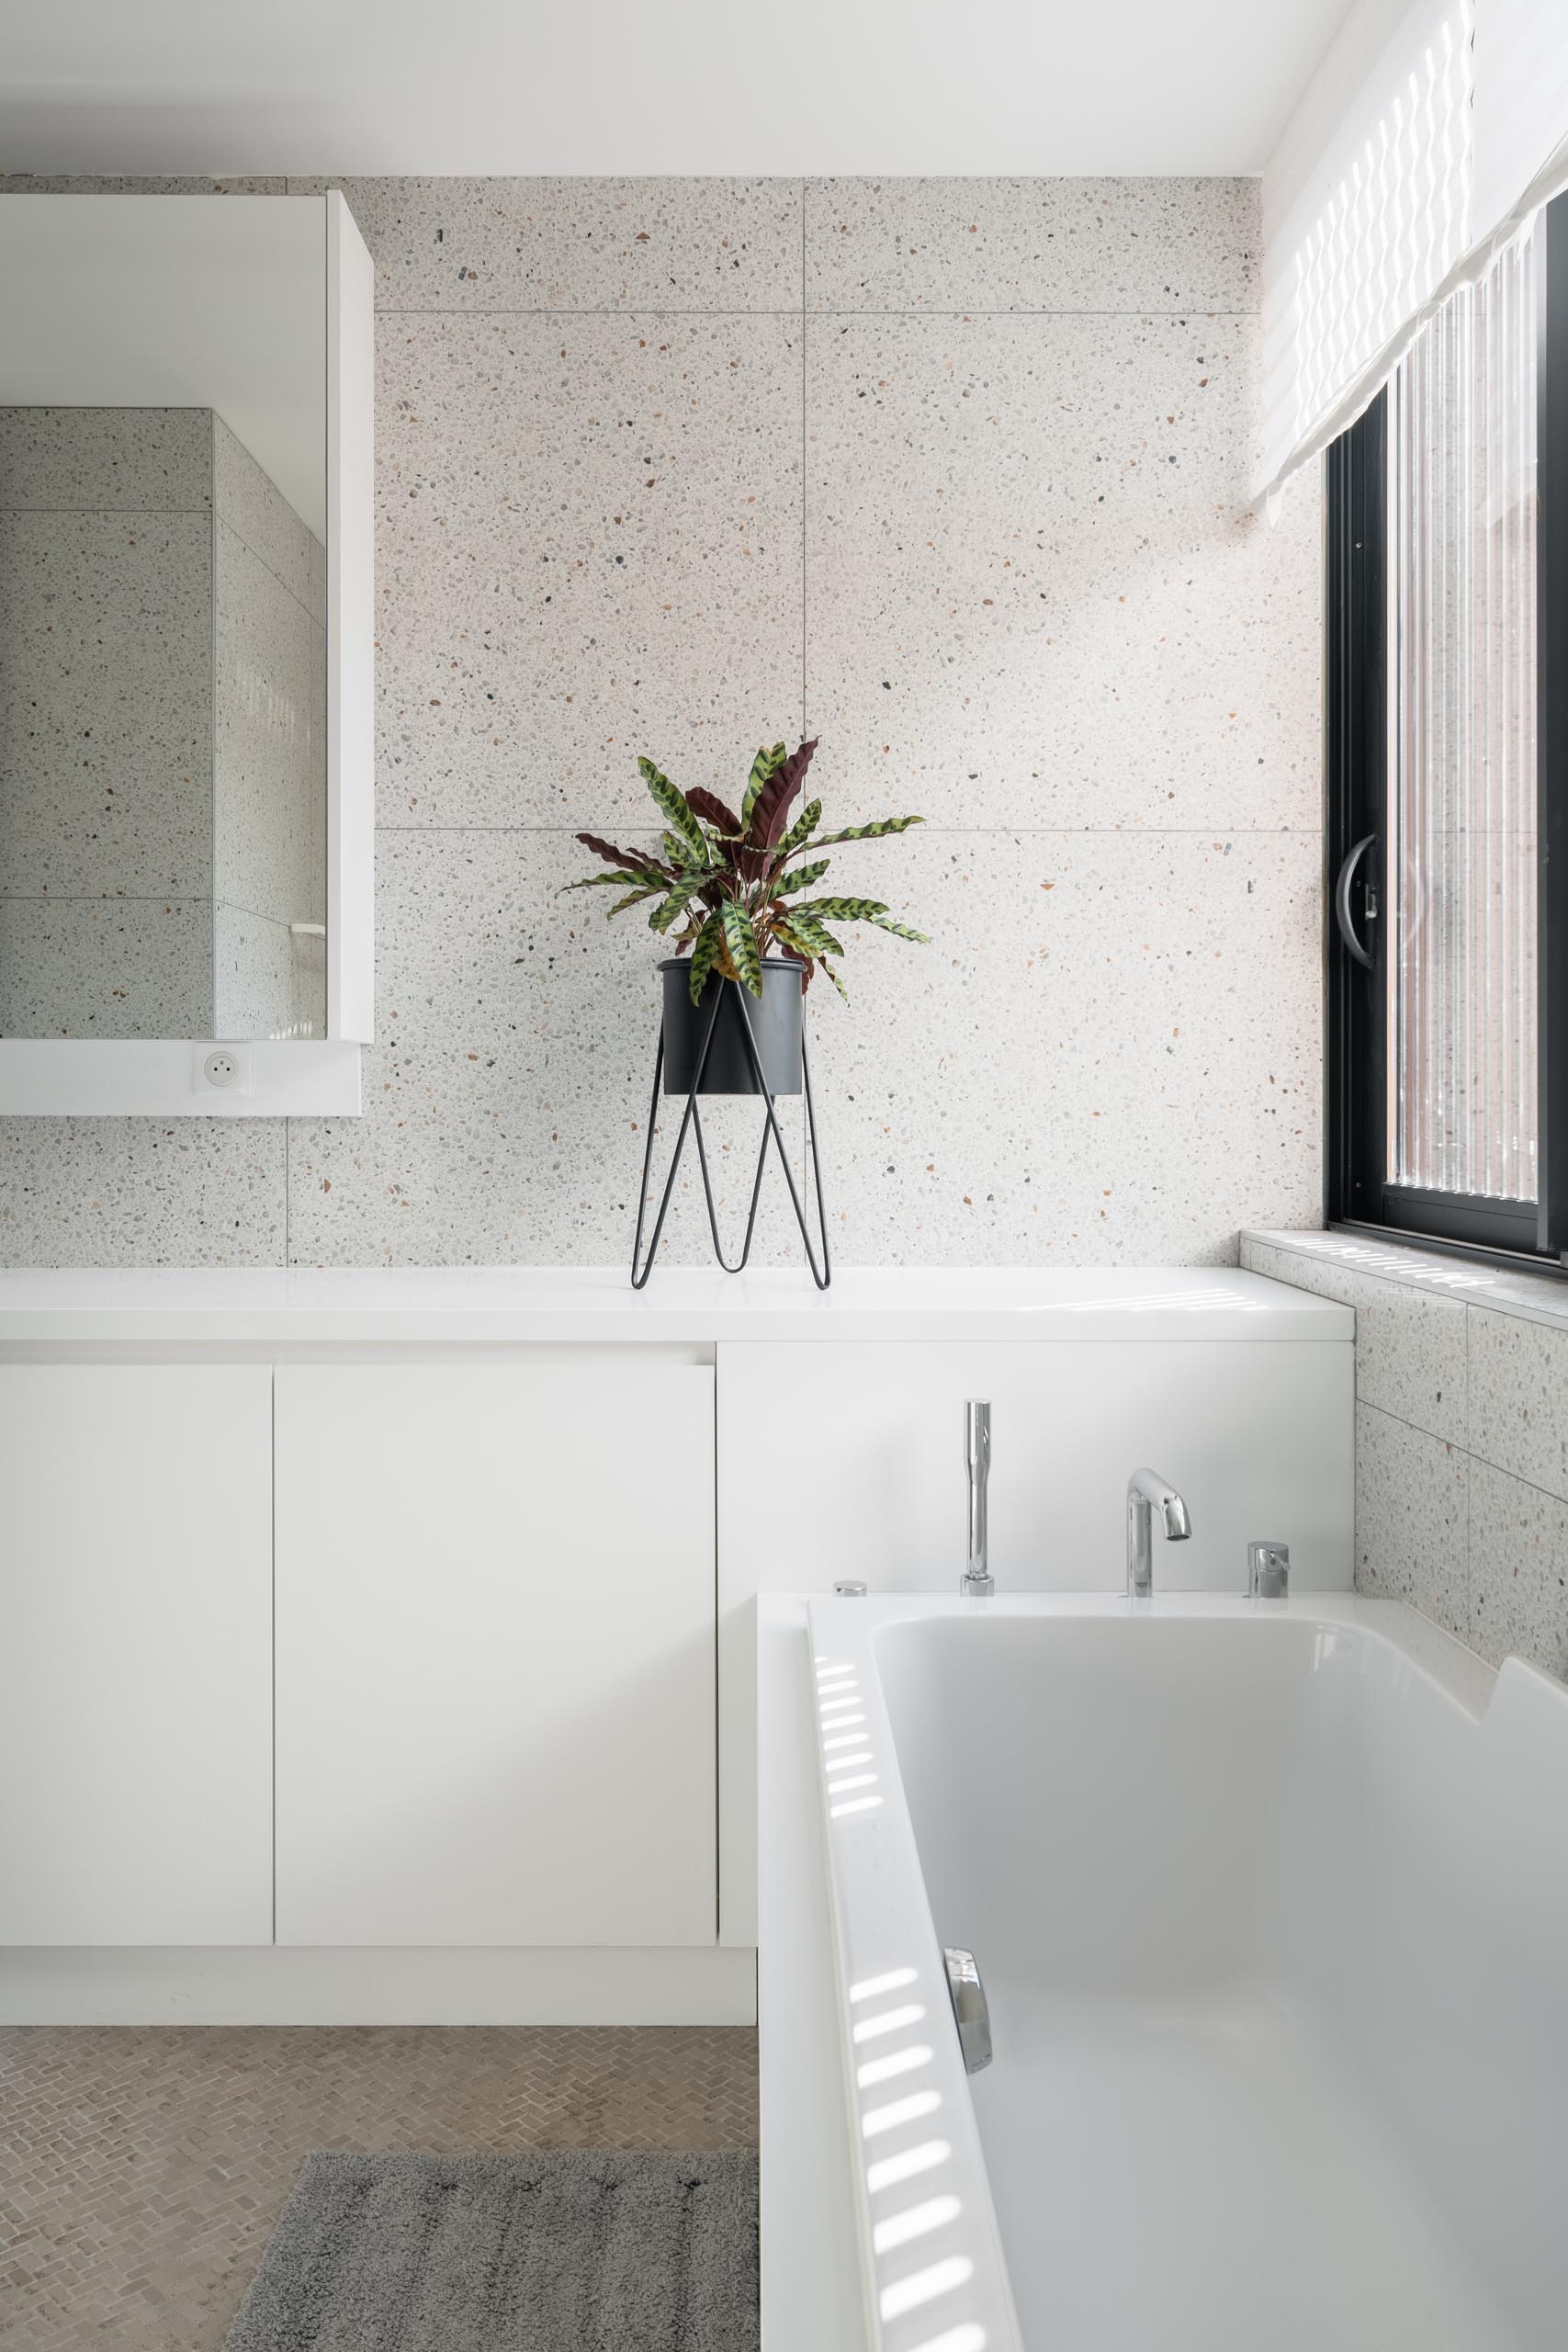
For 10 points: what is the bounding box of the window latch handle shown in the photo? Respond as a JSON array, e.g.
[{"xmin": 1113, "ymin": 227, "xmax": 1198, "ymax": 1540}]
[{"xmin": 1335, "ymin": 832, "xmax": 1378, "ymax": 968}]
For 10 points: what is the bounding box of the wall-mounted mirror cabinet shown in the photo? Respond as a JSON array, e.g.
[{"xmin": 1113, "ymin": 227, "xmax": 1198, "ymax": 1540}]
[{"xmin": 0, "ymin": 192, "xmax": 372, "ymax": 1115}]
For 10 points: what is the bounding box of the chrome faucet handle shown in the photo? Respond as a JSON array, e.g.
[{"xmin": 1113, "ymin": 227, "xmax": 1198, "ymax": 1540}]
[
  {"xmin": 961, "ymin": 1398, "xmax": 994, "ymax": 1596},
  {"xmin": 943, "ymin": 1945, "xmax": 994, "ymax": 2073},
  {"xmin": 1247, "ymin": 1541, "xmax": 1290, "ymax": 1600}
]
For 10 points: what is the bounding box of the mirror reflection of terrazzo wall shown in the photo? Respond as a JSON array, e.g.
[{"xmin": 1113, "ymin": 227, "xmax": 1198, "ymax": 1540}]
[
  {"xmin": 212, "ymin": 415, "xmax": 326, "ymax": 1043},
  {"xmin": 0, "ymin": 404, "xmax": 216, "ymax": 1038},
  {"xmin": 0, "ymin": 401, "xmax": 326, "ymax": 1046}
]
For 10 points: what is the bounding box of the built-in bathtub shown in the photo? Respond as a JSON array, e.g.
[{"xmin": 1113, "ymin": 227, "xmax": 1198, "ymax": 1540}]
[{"xmin": 802, "ymin": 1593, "xmax": 1568, "ymax": 2352}]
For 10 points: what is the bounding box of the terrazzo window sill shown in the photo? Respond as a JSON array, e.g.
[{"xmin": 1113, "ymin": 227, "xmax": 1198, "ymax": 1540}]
[{"xmin": 1242, "ymin": 1227, "xmax": 1568, "ymax": 1339}]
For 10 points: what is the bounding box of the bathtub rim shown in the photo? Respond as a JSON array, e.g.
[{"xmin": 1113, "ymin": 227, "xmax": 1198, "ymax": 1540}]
[{"xmin": 800, "ymin": 1589, "xmax": 1563, "ymax": 2352}]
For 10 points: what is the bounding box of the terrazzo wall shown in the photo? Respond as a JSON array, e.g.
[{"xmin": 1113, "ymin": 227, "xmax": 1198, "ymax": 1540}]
[
  {"xmin": 0, "ymin": 404, "xmax": 216, "ymax": 1040},
  {"xmin": 0, "ymin": 175, "xmax": 1322, "ymax": 1268},
  {"xmin": 211, "ymin": 416, "xmax": 327, "ymax": 1042},
  {"xmin": 1242, "ymin": 1231, "xmax": 1568, "ymax": 1686}
]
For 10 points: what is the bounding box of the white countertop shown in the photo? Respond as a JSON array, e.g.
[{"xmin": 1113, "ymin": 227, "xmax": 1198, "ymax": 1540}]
[{"xmin": 0, "ymin": 1264, "xmax": 1352, "ymax": 1345}]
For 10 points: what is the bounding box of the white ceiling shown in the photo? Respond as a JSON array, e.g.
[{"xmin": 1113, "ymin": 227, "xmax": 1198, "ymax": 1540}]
[{"xmin": 1, "ymin": 0, "xmax": 1352, "ymax": 177}]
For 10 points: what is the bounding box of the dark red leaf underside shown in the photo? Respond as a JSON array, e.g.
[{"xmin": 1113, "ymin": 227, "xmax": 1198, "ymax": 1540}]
[
  {"xmin": 685, "ymin": 787, "xmax": 743, "ymax": 836},
  {"xmin": 748, "ymin": 738, "xmax": 818, "ymax": 850}
]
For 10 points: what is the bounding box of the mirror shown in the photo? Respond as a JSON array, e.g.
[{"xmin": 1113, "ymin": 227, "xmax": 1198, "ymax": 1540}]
[{"xmin": 0, "ymin": 193, "xmax": 372, "ymax": 1115}]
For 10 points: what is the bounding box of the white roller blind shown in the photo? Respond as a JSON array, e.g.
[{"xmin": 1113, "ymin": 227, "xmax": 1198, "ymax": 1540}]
[
  {"xmin": 1260, "ymin": 0, "xmax": 1473, "ymax": 507},
  {"xmin": 1260, "ymin": 0, "xmax": 1568, "ymax": 506},
  {"xmin": 1473, "ymin": 0, "xmax": 1568, "ymax": 236}
]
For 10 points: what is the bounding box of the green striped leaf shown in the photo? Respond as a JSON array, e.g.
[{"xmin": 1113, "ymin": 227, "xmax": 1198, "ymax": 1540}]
[
  {"xmin": 607, "ymin": 885, "xmax": 666, "ymax": 917},
  {"xmin": 739, "ymin": 742, "xmax": 787, "ymax": 831},
  {"xmin": 565, "ymin": 868, "xmax": 660, "ymax": 892},
  {"xmin": 789, "ymin": 897, "xmax": 889, "ymax": 924},
  {"xmin": 778, "ymin": 920, "xmax": 852, "ymax": 998},
  {"xmin": 687, "ymin": 909, "xmax": 727, "ymax": 1005},
  {"xmin": 775, "ymin": 913, "xmax": 843, "ymax": 959},
  {"xmin": 868, "ymin": 912, "xmax": 931, "ymax": 944},
  {"xmin": 774, "ymin": 797, "xmax": 821, "ymax": 860},
  {"xmin": 721, "ymin": 900, "xmax": 763, "ymax": 994},
  {"xmin": 807, "ymin": 816, "xmax": 926, "ymax": 847},
  {"xmin": 775, "ymin": 858, "xmax": 832, "ymax": 897},
  {"xmin": 649, "ymin": 873, "xmax": 712, "ymax": 934},
  {"xmin": 638, "ymin": 757, "xmax": 707, "ymax": 858},
  {"xmin": 662, "ymin": 830, "xmax": 705, "ymax": 871}
]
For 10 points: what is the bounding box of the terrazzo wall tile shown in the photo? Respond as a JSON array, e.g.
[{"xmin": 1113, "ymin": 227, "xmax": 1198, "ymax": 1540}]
[
  {"xmin": 1468, "ymin": 1458, "xmax": 1568, "ymax": 1681},
  {"xmin": 0, "ymin": 503, "xmax": 213, "ymax": 901},
  {"xmin": 284, "ymin": 176, "xmax": 804, "ymax": 312},
  {"xmin": 805, "ymin": 312, "xmax": 1318, "ymax": 831},
  {"xmin": 0, "ymin": 404, "xmax": 214, "ymax": 513},
  {"xmin": 1466, "ymin": 1306, "xmax": 1568, "ymax": 1504},
  {"xmin": 212, "ymin": 424, "xmax": 327, "ymax": 1039},
  {"xmin": 0, "ymin": 175, "xmax": 286, "ymax": 197},
  {"xmin": 1239, "ymin": 1238, "xmax": 1468, "ymax": 1445},
  {"xmin": 213, "ymin": 518, "xmax": 324, "ymax": 927},
  {"xmin": 800, "ymin": 826, "xmax": 1321, "ymax": 1263},
  {"xmin": 0, "ymin": 1116, "xmax": 287, "ymax": 1266},
  {"xmin": 214, "ymin": 905, "xmax": 322, "ymax": 1042},
  {"xmin": 1247, "ymin": 1238, "xmax": 1568, "ymax": 1685},
  {"xmin": 805, "ymin": 177, "xmax": 1258, "ymax": 313},
  {"xmin": 1354, "ymin": 1400, "xmax": 1470, "ymax": 1643},
  {"xmin": 0, "ymin": 416, "xmax": 216, "ymax": 1042},
  {"xmin": 0, "ymin": 897, "xmax": 212, "ymax": 1038},
  {"xmin": 213, "ymin": 416, "xmax": 327, "ymax": 621},
  {"xmin": 373, "ymin": 312, "xmax": 803, "ymax": 829}
]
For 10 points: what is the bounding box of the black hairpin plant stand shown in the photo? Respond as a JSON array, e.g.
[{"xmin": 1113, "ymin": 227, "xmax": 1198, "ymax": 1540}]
[{"xmin": 630, "ymin": 973, "xmax": 832, "ymax": 1290}]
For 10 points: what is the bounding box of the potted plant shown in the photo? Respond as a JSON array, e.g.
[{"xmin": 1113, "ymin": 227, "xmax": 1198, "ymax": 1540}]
[{"xmin": 567, "ymin": 738, "xmax": 927, "ymax": 1096}]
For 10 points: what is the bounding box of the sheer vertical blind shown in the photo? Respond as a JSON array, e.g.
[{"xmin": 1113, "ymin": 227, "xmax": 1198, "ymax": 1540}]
[{"xmin": 1391, "ymin": 232, "xmax": 1539, "ymax": 1199}]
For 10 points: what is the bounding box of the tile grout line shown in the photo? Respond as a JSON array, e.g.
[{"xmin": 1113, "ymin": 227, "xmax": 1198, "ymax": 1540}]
[
  {"xmin": 371, "ymin": 823, "xmax": 1326, "ymax": 837},
  {"xmin": 216, "ymin": 508, "xmax": 324, "ymax": 632},
  {"xmin": 797, "ymin": 179, "xmax": 809, "ymax": 1198},
  {"xmin": 800, "ymin": 177, "xmax": 807, "ymax": 748},
  {"xmin": 368, "ymin": 306, "xmax": 1258, "ymax": 322},
  {"xmin": 1355, "ymin": 1391, "xmax": 1568, "ymax": 1512}
]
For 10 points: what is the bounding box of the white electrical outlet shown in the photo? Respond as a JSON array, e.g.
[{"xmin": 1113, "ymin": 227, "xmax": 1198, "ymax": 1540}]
[{"xmin": 194, "ymin": 1045, "xmax": 254, "ymax": 1097}]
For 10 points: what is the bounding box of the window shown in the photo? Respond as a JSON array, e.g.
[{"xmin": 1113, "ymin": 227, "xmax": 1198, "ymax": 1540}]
[{"xmin": 1326, "ymin": 195, "xmax": 1568, "ymax": 1265}]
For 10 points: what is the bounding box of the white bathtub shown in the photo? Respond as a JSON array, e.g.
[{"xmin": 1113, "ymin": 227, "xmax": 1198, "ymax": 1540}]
[{"xmin": 804, "ymin": 1594, "xmax": 1568, "ymax": 2352}]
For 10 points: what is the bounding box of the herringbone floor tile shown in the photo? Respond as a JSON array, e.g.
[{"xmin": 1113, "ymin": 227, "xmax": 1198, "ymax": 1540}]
[{"xmin": 0, "ymin": 2024, "xmax": 758, "ymax": 2350}]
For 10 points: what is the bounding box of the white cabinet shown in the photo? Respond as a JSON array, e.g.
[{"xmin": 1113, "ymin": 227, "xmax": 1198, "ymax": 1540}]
[
  {"xmin": 0, "ymin": 1364, "xmax": 273, "ymax": 1945},
  {"xmin": 273, "ymin": 1361, "xmax": 716, "ymax": 1947}
]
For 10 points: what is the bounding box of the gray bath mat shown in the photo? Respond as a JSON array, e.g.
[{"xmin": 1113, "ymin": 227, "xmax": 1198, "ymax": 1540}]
[{"xmin": 224, "ymin": 2149, "xmax": 759, "ymax": 2350}]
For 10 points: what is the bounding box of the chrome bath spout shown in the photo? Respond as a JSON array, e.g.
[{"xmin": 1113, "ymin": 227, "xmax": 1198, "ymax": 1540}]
[{"xmin": 1126, "ymin": 1466, "xmax": 1190, "ymax": 1598}]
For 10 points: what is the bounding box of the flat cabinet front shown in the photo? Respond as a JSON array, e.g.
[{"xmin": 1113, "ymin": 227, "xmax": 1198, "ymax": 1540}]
[
  {"xmin": 0, "ymin": 1364, "xmax": 274, "ymax": 1945},
  {"xmin": 273, "ymin": 1362, "xmax": 716, "ymax": 1947}
]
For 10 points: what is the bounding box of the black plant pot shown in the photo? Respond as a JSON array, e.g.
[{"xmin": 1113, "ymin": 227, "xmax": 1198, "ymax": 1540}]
[{"xmin": 660, "ymin": 956, "xmax": 804, "ymax": 1096}]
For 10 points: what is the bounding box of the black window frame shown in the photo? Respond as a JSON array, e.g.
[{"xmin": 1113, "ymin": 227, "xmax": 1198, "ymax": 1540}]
[{"xmin": 1325, "ymin": 190, "xmax": 1568, "ymax": 1272}]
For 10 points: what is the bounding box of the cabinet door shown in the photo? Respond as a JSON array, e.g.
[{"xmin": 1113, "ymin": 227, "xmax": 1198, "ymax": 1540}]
[
  {"xmin": 274, "ymin": 1362, "xmax": 716, "ymax": 1947},
  {"xmin": 0, "ymin": 1364, "xmax": 274, "ymax": 1945}
]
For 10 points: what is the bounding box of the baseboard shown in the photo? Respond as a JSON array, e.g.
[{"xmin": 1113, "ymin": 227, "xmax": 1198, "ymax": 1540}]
[{"xmin": 0, "ymin": 1943, "xmax": 758, "ymax": 2027}]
